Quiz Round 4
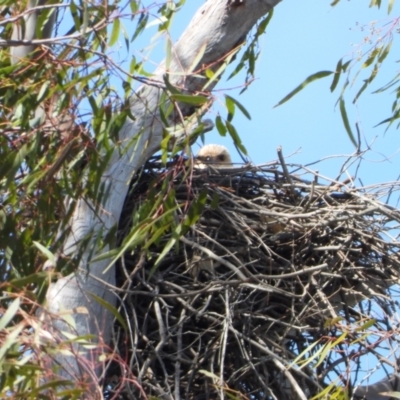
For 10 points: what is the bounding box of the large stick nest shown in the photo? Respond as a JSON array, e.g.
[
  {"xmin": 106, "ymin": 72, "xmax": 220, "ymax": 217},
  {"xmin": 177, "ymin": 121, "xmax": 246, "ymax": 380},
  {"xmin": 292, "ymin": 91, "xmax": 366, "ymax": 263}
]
[{"xmin": 110, "ymin": 155, "xmax": 400, "ymax": 400}]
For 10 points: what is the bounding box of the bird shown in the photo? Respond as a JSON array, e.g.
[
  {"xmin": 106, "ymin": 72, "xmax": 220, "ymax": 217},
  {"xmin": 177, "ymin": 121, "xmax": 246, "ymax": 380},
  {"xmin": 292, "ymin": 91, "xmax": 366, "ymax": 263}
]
[{"xmin": 195, "ymin": 144, "xmax": 233, "ymax": 169}]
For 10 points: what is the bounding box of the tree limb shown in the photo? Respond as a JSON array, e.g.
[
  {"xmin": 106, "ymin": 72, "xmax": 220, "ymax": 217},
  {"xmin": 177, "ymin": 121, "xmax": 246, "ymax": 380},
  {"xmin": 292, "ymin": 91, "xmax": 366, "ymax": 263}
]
[{"xmin": 38, "ymin": 0, "xmax": 281, "ymax": 385}]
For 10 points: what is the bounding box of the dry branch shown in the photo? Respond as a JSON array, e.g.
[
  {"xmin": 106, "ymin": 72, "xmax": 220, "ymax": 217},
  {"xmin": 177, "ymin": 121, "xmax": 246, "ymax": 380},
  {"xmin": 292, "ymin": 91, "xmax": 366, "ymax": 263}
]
[
  {"xmin": 30, "ymin": 0, "xmax": 282, "ymax": 386},
  {"xmin": 110, "ymin": 155, "xmax": 400, "ymax": 399}
]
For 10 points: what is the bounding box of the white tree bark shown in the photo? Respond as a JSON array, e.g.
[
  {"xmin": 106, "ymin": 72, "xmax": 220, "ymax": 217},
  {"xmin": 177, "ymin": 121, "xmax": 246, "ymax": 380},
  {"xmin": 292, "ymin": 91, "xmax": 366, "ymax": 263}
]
[
  {"xmin": 353, "ymin": 375, "xmax": 400, "ymax": 400},
  {"xmin": 10, "ymin": 0, "xmax": 57, "ymax": 65},
  {"xmin": 9, "ymin": 0, "xmax": 281, "ymax": 385},
  {"xmin": 13, "ymin": 1, "xmax": 399, "ymax": 397}
]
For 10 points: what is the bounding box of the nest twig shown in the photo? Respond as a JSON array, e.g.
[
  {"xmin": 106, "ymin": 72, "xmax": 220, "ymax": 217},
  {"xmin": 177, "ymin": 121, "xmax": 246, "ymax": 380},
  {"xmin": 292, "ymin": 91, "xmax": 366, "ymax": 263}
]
[{"xmin": 109, "ymin": 155, "xmax": 400, "ymax": 400}]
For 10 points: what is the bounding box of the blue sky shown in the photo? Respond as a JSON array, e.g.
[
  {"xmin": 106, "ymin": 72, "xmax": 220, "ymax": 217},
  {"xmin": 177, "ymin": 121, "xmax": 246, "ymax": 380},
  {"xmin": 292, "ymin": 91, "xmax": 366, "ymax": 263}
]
[{"xmin": 134, "ymin": 0, "xmax": 400, "ymax": 199}]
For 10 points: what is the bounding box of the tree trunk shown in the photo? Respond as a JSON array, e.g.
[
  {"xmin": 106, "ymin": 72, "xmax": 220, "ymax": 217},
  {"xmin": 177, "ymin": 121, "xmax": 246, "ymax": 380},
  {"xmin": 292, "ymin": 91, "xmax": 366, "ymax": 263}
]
[
  {"xmin": 14, "ymin": 2, "xmax": 398, "ymax": 398},
  {"xmin": 10, "ymin": 0, "xmax": 281, "ymax": 385}
]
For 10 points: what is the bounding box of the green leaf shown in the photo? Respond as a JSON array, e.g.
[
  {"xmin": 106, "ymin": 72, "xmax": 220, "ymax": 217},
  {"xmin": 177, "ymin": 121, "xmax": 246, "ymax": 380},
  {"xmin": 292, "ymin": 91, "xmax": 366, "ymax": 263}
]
[
  {"xmin": 355, "ymin": 318, "xmax": 376, "ymax": 331},
  {"xmin": 109, "ymin": 18, "xmax": 120, "ymax": 47},
  {"xmin": 33, "ymin": 241, "xmax": 56, "ymax": 266},
  {"xmin": 215, "ymin": 116, "xmax": 227, "ymax": 137},
  {"xmin": 210, "ymin": 192, "xmax": 219, "ymax": 210},
  {"xmin": 184, "ymin": 189, "xmax": 207, "ymax": 229},
  {"xmin": 131, "ymin": 12, "xmax": 149, "ymax": 42},
  {"xmin": 362, "ymin": 47, "xmax": 380, "ymax": 68},
  {"xmin": 257, "ymin": 10, "xmax": 274, "ymax": 35},
  {"xmin": 225, "ymin": 95, "xmax": 251, "ymax": 120},
  {"xmin": 130, "ymin": 1, "xmax": 138, "ymax": 13},
  {"xmin": 204, "ymin": 50, "xmax": 238, "ymax": 90},
  {"xmin": 274, "ymin": 71, "xmax": 333, "ymax": 107},
  {"xmin": 341, "ymin": 60, "xmax": 351, "ymax": 72},
  {"xmin": 69, "ymin": 0, "xmax": 81, "ymax": 32},
  {"xmin": 330, "ymin": 58, "xmax": 342, "ymax": 92},
  {"xmin": 170, "ymin": 94, "xmax": 208, "ymax": 105},
  {"xmin": 187, "ymin": 42, "xmax": 207, "ymax": 74},
  {"xmin": 290, "ymin": 339, "xmax": 321, "ymax": 368},
  {"xmin": 377, "ymin": 41, "xmax": 392, "ymax": 63},
  {"xmin": 226, "ymin": 121, "xmax": 247, "ymax": 155},
  {"xmin": 353, "ymin": 81, "xmax": 368, "ymax": 105},
  {"xmin": 88, "ymin": 292, "xmax": 127, "ymax": 330},
  {"xmin": 0, "ymin": 324, "xmax": 24, "ymax": 362},
  {"xmin": 225, "ymin": 95, "xmax": 235, "ymax": 121},
  {"xmin": 37, "ymin": 80, "xmax": 50, "ymax": 103},
  {"xmin": 151, "ymin": 235, "xmax": 177, "ymax": 275},
  {"xmin": 6, "ymin": 143, "xmax": 29, "ymax": 186},
  {"xmin": 375, "ymin": 112, "xmax": 399, "ymax": 128},
  {"xmin": 0, "ymin": 298, "xmax": 20, "ymax": 331},
  {"xmin": 163, "ymin": 74, "xmax": 181, "ymax": 95},
  {"xmin": 9, "ymin": 273, "xmax": 48, "ymax": 289},
  {"xmin": 339, "ymin": 98, "xmax": 357, "ymax": 147},
  {"xmin": 369, "ymin": 0, "xmax": 381, "ymax": 8},
  {"xmin": 205, "ymin": 68, "xmax": 214, "ymax": 79},
  {"xmin": 388, "ymin": 0, "xmax": 395, "ymax": 13},
  {"xmin": 36, "ymin": 4, "xmax": 55, "ymax": 39},
  {"xmin": 353, "ymin": 64, "xmax": 378, "ymax": 103}
]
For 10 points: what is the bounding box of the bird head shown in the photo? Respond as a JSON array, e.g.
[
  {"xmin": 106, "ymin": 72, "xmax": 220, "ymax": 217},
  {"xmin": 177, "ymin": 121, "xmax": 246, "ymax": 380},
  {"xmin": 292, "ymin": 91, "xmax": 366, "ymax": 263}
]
[{"xmin": 195, "ymin": 144, "xmax": 232, "ymax": 169}]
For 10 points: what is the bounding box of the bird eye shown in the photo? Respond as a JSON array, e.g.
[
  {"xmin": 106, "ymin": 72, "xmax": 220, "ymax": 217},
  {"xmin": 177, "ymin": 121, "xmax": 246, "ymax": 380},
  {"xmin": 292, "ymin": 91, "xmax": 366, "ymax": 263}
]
[
  {"xmin": 217, "ymin": 155, "xmax": 225, "ymax": 161},
  {"xmin": 205, "ymin": 156, "xmax": 211, "ymax": 162}
]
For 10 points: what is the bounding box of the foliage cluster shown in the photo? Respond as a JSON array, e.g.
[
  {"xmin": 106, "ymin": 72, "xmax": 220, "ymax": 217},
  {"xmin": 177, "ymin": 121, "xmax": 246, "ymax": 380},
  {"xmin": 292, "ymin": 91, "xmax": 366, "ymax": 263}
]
[{"xmin": 0, "ymin": 0, "xmax": 400, "ymax": 398}]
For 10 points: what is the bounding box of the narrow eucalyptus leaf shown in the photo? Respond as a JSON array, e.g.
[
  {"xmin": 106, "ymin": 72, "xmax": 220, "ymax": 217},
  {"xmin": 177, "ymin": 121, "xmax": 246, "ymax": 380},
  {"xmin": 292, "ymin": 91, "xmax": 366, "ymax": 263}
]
[
  {"xmin": 0, "ymin": 298, "xmax": 20, "ymax": 331},
  {"xmin": 170, "ymin": 94, "xmax": 208, "ymax": 105},
  {"xmin": 109, "ymin": 18, "xmax": 120, "ymax": 47},
  {"xmin": 88, "ymin": 292, "xmax": 127, "ymax": 330},
  {"xmin": 225, "ymin": 95, "xmax": 251, "ymax": 120},
  {"xmin": 339, "ymin": 98, "xmax": 357, "ymax": 147},
  {"xmin": 216, "ymin": 116, "xmax": 227, "ymax": 137},
  {"xmin": 330, "ymin": 58, "xmax": 342, "ymax": 92},
  {"xmin": 274, "ymin": 71, "xmax": 333, "ymax": 107}
]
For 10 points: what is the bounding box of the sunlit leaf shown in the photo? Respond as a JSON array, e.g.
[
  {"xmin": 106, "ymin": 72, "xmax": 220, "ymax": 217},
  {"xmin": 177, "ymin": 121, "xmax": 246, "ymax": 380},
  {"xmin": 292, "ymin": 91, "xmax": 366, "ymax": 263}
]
[
  {"xmin": 163, "ymin": 74, "xmax": 181, "ymax": 95},
  {"xmin": 33, "ymin": 241, "xmax": 56, "ymax": 266},
  {"xmin": 257, "ymin": 9, "xmax": 274, "ymax": 35},
  {"xmin": 274, "ymin": 71, "xmax": 333, "ymax": 107},
  {"xmin": 109, "ymin": 17, "xmax": 120, "ymax": 47},
  {"xmin": 204, "ymin": 50, "xmax": 238, "ymax": 90},
  {"xmin": 216, "ymin": 116, "xmax": 227, "ymax": 137},
  {"xmin": 36, "ymin": 5, "xmax": 55, "ymax": 38},
  {"xmin": 225, "ymin": 95, "xmax": 251, "ymax": 120},
  {"xmin": 369, "ymin": 0, "xmax": 381, "ymax": 8},
  {"xmin": 353, "ymin": 64, "xmax": 378, "ymax": 103},
  {"xmin": 362, "ymin": 47, "xmax": 380, "ymax": 68},
  {"xmin": 339, "ymin": 98, "xmax": 357, "ymax": 147},
  {"xmin": 225, "ymin": 95, "xmax": 235, "ymax": 121},
  {"xmin": 88, "ymin": 292, "xmax": 127, "ymax": 330},
  {"xmin": 187, "ymin": 42, "xmax": 207, "ymax": 74},
  {"xmin": 131, "ymin": 12, "xmax": 149, "ymax": 42},
  {"xmin": 0, "ymin": 298, "xmax": 20, "ymax": 331},
  {"xmin": 130, "ymin": 0, "xmax": 138, "ymax": 13},
  {"xmin": 37, "ymin": 80, "xmax": 50, "ymax": 102},
  {"xmin": 355, "ymin": 319, "xmax": 376, "ymax": 331},
  {"xmin": 378, "ymin": 41, "xmax": 392, "ymax": 63},
  {"xmin": 226, "ymin": 121, "xmax": 247, "ymax": 154},
  {"xmin": 330, "ymin": 58, "xmax": 343, "ymax": 92},
  {"xmin": 170, "ymin": 94, "xmax": 209, "ymax": 105},
  {"xmin": 69, "ymin": 0, "xmax": 81, "ymax": 32},
  {"xmin": 0, "ymin": 324, "xmax": 24, "ymax": 362}
]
